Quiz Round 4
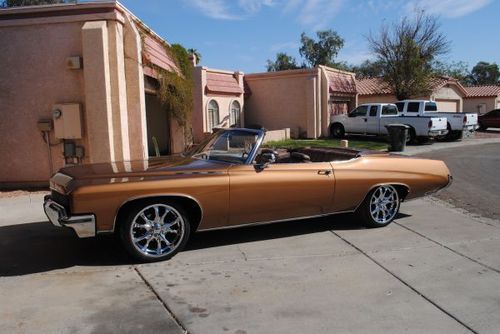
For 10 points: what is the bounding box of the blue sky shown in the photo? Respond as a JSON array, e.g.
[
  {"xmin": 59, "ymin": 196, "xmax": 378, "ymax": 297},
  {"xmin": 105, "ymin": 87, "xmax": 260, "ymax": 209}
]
[{"xmin": 119, "ymin": 0, "xmax": 499, "ymax": 73}]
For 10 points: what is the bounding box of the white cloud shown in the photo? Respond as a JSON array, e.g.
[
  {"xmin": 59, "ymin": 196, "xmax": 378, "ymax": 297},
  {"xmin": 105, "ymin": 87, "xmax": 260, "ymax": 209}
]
[
  {"xmin": 186, "ymin": 0, "xmax": 240, "ymax": 20},
  {"xmin": 284, "ymin": 0, "xmax": 344, "ymax": 29},
  {"xmin": 238, "ymin": 0, "xmax": 276, "ymax": 14},
  {"xmin": 270, "ymin": 41, "xmax": 300, "ymax": 52},
  {"xmin": 187, "ymin": 0, "xmax": 344, "ymax": 27},
  {"xmin": 406, "ymin": 0, "xmax": 492, "ymax": 18}
]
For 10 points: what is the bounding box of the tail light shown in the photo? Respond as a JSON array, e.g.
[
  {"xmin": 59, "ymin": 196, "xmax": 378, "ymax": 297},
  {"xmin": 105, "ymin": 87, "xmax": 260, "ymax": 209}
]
[
  {"xmin": 463, "ymin": 115, "xmax": 467, "ymax": 124},
  {"xmin": 428, "ymin": 120, "xmax": 433, "ymax": 128}
]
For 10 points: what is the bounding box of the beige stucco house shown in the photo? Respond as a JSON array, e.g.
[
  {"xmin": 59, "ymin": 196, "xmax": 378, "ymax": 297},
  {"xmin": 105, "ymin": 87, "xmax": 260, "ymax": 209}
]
[
  {"xmin": 244, "ymin": 66, "xmax": 357, "ymax": 138},
  {"xmin": 0, "ymin": 2, "xmax": 184, "ymax": 188},
  {"xmin": 357, "ymin": 77, "xmax": 467, "ymax": 112},
  {"xmin": 463, "ymin": 85, "xmax": 500, "ymax": 114},
  {"xmin": 192, "ymin": 66, "xmax": 245, "ymax": 143}
]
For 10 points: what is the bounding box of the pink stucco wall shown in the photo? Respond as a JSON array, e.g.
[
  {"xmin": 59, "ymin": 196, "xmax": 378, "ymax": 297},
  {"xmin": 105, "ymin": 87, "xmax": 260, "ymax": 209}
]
[
  {"xmin": 244, "ymin": 70, "xmax": 314, "ymax": 138},
  {"xmin": 0, "ymin": 21, "xmax": 86, "ymax": 185},
  {"xmin": 0, "ymin": 2, "xmax": 180, "ymax": 187}
]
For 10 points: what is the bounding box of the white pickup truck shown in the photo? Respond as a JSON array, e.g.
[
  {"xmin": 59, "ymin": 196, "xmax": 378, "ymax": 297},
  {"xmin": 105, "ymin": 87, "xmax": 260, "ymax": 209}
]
[
  {"xmin": 330, "ymin": 103, "xmax": 448, "ymax": 143},
  {"xmin": 395, "ymin": 100, "xmax": 479, "ymax": 141}
]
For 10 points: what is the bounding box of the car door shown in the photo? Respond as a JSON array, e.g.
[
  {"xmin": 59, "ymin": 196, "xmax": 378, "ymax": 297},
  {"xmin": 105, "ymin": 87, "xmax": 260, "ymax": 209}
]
[
  {"xmin": 227, "ymin": 162, "xmax": 335, "ymax": 226},
  {"xmin": 365, "ymin": 105, "xmax": 380, "ymax": 134},
  {"xmin": 346, "ymin": 105, "xmax": 368, "ymax": 133},
  {"xmin": 489, "ymin": 110, "xmax": 500, "ymax": 127}
]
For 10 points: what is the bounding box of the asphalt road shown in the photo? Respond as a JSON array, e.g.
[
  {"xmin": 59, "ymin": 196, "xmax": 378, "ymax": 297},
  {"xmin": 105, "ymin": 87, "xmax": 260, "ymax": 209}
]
[{"xmin": 419, "ymin": 143, "xmax": 500, "ymax": 220}]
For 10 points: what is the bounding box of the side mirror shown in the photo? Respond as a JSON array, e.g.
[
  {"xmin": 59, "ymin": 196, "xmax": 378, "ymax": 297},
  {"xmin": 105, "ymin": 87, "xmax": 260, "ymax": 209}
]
[
  {"xmin": 255, "ymin": 152, "xmax": 276, "ymax": 170},
  {"xmin": 348, "ymin": 113, "xmax": 356, "ymax": 118}
]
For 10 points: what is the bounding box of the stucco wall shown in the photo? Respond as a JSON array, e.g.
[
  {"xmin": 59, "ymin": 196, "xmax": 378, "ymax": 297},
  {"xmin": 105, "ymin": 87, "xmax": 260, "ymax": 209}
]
[
  {"xmin": 0, "ymin": 21, "xmax": 86, "ymax": 185},
  {"xmin": 463, "ymin": 97, "xmax": 498, "ymax": 114},
  {"xmin": 432, "ymin": 85, "xmax": 463, "ymax": 112},
  {"xmin": 0, "ymin": 3, "xmax": 168, "ymax": 187},
  {"xmin": 244, "ymin": 71, "xmax": 315, "ymax": 138},
  {"xmin": 192, "ymin": 67, "xmax": 244, "ymax": 143}
]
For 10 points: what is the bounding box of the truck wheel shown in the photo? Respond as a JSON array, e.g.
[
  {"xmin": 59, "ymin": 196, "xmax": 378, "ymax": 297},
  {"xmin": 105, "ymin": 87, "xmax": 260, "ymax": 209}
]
[
  {"xmin": 406, "ymin": 127, "xmax": 416, "ymax": 144},
  {"xmin": 330, "ymin": 123, "xmax": 345, "ymax": 138},
  {"xmin": 119, "ymin": 201, "xmax": 191, "ymax": 262}
]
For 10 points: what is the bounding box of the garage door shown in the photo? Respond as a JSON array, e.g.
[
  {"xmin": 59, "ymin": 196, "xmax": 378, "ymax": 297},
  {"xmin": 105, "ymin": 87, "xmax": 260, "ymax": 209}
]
[{"xmin": 436, "ymin": 99, "xmax": 459, "ymax": 112}]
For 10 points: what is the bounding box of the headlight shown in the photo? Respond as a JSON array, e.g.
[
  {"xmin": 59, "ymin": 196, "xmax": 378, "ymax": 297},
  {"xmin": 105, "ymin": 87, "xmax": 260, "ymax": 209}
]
[{"xmin": 50, "ymin": 173, "xmax": 73, "ymax": 194}]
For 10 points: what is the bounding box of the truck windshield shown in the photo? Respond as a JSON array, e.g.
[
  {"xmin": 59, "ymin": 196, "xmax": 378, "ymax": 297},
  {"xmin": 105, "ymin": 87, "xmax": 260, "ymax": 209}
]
[{"xmin": 425, "ymin": 102, "xmax": 438, "ymax": 111}]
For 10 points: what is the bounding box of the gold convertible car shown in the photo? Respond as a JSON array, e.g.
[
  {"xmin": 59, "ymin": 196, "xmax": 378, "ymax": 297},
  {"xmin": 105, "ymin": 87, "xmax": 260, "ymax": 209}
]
[{"xmin": 44, "ymin": 128, "xmax": 452, "ymax": 261}]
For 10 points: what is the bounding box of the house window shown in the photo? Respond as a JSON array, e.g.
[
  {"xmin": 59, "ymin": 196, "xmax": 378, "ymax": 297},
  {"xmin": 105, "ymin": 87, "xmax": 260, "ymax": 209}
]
[
  {"xmin": 207, "ymin": 100, "xmax": 219, "ymax": 131},
  {"xmin": 230, "ymin": 101, "xmax": 241, "ymax": 127}
]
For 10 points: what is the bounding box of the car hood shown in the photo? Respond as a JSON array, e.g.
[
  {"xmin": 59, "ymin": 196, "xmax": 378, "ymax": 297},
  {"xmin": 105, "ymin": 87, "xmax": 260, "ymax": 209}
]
[{"xmin": 59, "ymin": 155, "xmax": 229, "ymax": 180}]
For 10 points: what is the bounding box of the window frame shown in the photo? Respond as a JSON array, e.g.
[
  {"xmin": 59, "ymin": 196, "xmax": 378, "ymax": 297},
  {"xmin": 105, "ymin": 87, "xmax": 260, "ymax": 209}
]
[
  {"xmin": 229, "ymin": 100, "xmax": 241, "ymax": 127},
  {"xmin": 207, "ymin": 99, "xmax": 220, "ymax": 131}
]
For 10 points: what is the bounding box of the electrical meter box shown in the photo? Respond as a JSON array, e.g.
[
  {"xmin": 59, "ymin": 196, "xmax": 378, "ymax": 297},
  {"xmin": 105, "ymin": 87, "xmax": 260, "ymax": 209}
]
[{"xmin": 53, "ymin": 103, "xmax": 82, "ymax": 139}]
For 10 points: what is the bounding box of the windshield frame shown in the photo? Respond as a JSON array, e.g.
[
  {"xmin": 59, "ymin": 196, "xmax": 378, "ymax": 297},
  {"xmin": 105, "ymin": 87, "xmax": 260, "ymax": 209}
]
[{"xmin": 186, "ymin": 128, "xmax": 265, "ymax": 165}]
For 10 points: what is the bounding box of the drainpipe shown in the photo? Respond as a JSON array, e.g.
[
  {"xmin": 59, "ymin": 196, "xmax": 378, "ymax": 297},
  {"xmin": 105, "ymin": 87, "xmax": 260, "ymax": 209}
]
[{"xmin": 44, "ymin": 131, "xmax": 54, "ymax": 177}]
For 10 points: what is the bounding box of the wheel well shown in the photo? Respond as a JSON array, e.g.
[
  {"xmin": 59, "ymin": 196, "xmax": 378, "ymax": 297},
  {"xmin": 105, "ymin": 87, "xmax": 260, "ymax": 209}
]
[
  {"xmin": 392, "ymin": 184, "xmax": 410, "ymax": 201},
  {"xmin": 114, "ymin": 196, "xmax": 203, "ymax": 233},
  {"xmin": 330, "ymin": 122, "xmax": 344, "ymax": 135}
]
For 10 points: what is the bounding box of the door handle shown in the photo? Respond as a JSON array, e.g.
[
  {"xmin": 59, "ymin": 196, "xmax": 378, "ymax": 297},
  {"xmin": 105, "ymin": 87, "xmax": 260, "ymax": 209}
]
[
  {"xmin": 364, "ymin": 118, "xmax": 367, "ymax": 122},
  {"xmin": 318, "ymin": 169, "xmax": 332, "ymax": 176}
]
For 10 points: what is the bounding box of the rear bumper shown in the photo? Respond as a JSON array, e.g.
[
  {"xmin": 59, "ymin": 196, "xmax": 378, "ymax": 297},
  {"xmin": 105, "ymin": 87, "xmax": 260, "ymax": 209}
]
[
  {"xmin": 428, "ymin": 129, "xmax": 448, "ymax": 137},
  {"xmin": 464, "ymin": 124, "xmax": 479, "ymax": 132},
  {"xmin": 43, "ymin": 195, "xmax": 96, "ymax": 238}
]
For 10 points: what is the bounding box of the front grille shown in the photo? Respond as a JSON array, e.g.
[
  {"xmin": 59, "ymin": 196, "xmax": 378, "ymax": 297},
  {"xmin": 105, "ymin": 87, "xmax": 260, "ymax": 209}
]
[{"xmin": 51, "ymin": 190, "xmax": 70, "ymax": 211}]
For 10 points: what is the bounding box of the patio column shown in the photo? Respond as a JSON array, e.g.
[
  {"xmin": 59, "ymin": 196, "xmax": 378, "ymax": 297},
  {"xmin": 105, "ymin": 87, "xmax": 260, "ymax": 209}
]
[{"xmin": 82, "ymin": 21, "xmax": 115, "ymax": 163}]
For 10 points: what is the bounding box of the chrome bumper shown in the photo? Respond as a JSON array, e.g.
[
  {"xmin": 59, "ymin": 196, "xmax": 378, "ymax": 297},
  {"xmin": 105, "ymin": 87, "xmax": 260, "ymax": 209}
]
[{"xmin": 43, "ymin": 195, "xmax": 96, "ymax": 238}]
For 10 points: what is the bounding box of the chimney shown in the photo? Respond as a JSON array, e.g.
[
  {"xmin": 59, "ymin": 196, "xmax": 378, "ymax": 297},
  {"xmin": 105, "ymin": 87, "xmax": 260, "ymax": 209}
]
[{"xmin": 189, "ymin": 54, "xmax": 197, "ymax": 66}]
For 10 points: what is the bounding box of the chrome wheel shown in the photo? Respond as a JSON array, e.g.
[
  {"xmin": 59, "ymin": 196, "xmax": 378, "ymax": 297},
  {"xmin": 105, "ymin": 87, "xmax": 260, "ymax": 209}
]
[
  {"xmin": 130, "ymin": 204, "xmax": 185, "ymax": 258},
  {"xmin": 369, "ymin": 185, "xmax": 399, "ymax": 224}
]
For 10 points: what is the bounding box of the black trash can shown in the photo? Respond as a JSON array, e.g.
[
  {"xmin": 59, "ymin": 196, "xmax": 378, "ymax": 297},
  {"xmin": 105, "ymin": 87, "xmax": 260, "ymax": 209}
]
[{"xmin": 385, "ymin": 124, "xmax": 409, "ymax": 152}]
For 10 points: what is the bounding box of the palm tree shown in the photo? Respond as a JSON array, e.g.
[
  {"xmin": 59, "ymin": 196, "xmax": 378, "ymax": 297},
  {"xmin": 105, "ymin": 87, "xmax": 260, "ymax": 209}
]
[{"xmin": 187, "ymin": 48, "xmax": 201, "ymax": 65}]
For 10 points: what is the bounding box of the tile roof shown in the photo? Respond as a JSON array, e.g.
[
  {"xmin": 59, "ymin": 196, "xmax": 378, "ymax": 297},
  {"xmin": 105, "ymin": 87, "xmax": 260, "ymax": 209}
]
[
  {"xmin": 464, "ymin": 85, "xmax": 500, "ymax": 97},
  {"xmin": 356, "ymin": 78, "xmax": 392, "ymax": 95},
  {"xmin": 327, "ymin": 72, "xmax": 356, "ymax": 94},
  {"xmin": 356, "ymin": 76, "xmax": 467, "ymax": 96},
  {"xmin": 142, "ymin": 35, "xmax": 179, "ymax": 73},
  {"xmin": 206, "ymin": 72, "xmax": 243, "ymax": 95}
]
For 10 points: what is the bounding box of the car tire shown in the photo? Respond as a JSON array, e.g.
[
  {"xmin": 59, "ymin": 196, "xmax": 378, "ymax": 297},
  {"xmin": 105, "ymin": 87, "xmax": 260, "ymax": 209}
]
[
  {"xmin": 119, "ymin": 201, "xmax": 191, "ymax": 262},
  {"xmin": 358, "ymin": 185, "xmax": 400, "ymax": 228},
  {"xmin": 330, "ymin": 123, "xmax": 345, "ymax": 138}
]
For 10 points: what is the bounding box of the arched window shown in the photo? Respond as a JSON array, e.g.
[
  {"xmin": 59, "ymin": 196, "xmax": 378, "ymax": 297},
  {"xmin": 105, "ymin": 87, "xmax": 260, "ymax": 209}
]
[
  {"xmin": 230, "ymin": 101, "xmax": 241, "ymax": 127},
  {"xmin": 207, "ymin": 100, "xmax": 219, "ymax": 131}
]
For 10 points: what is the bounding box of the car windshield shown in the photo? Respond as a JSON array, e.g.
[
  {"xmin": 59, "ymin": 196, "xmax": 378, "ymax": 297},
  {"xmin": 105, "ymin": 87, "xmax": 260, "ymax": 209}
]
[{"xmin": 187, "ymin": 129, "xmax": 260, "ymax": 164}]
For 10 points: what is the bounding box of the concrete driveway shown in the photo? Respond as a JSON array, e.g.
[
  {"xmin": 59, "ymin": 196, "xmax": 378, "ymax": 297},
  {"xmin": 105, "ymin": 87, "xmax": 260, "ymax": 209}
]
[{"xmin": 1, "ymin": 189, "xmax": 500, "ymax": 334}]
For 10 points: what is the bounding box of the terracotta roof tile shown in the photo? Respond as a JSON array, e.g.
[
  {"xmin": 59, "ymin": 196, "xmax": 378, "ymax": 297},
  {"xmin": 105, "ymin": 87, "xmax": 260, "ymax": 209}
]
[
  {"xmin": 356, "ymin": 76, "xmax": 467, "ymax": 96},
  {"xmin": 464, "ymin": 85, "xmax": 500, "ymax": 97},
  {"xmin": 142, "ymin": 36, "xmax": 179, "ymax": 74},
  {"xmin": 206, "ymin": 72, "xmax": 243, "ymax": 95},
  {"xmin": 356, "ymin": 78, "xmax": 392, "ymax": 95},
  {"xmin": 327, "ymin": 72, "xmax": 356, "ymax": 94}
]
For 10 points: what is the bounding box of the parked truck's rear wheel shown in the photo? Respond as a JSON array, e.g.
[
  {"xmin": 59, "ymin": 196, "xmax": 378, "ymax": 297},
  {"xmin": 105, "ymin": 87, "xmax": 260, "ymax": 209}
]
[
  {"xmin": 406, "ymin": 127, "xmax": 416, "ymax": 144},
  {"xmin": 330, "ymin": 123, "xmax": 345, "ymax": 138}
]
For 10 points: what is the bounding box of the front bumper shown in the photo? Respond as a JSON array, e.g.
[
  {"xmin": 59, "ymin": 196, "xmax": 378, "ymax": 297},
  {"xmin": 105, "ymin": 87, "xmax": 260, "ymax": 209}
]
[{"xmin": 43, "ymin": 195, "xmax": 96, "ymax": 238}]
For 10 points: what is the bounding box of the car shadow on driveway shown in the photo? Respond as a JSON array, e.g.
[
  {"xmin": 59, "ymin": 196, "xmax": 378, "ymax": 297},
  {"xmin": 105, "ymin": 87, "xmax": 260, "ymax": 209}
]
[{"xmin": 0, "ymin": 213, "xmax": 411, "ymax": 277}]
